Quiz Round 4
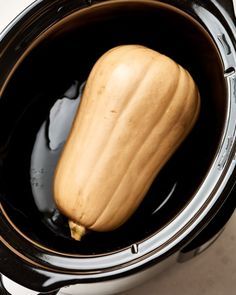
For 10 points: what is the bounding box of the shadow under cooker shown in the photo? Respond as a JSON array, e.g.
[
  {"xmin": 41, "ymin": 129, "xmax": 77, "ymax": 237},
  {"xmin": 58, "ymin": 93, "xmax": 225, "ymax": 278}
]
[{"xmin": 0, "ymin": 0, "xmax": 227, "ymax": 257}]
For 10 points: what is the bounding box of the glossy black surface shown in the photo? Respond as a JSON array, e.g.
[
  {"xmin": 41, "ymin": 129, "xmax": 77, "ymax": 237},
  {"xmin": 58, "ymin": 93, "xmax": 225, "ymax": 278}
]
[{"xmin": 0, "ymin": 0, "xmax": 235, "ymax": 292}]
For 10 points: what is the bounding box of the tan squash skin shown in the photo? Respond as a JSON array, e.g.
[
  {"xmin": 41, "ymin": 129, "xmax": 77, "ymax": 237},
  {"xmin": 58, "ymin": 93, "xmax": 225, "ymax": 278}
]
[{"xmin": 54, "ymin": 45, "xmax": 200, "ymax": 240}]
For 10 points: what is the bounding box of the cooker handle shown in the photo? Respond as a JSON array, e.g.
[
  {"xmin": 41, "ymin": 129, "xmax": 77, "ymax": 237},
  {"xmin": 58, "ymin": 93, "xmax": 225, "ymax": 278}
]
[{"xmin": 0, "ymin": 274, "xmax": 60, "ymax": 295}]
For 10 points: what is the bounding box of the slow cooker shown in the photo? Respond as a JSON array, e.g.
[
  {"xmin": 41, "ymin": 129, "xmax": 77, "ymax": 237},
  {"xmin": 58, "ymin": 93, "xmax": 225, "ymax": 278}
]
[{"xmin": 0, "ymin": 0, "xmax": 236, "ymax": 294}]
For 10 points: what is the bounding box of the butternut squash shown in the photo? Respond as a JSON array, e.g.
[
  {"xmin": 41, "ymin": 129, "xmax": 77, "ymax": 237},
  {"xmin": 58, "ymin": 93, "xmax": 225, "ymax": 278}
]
[{"xmin": 54, "ymin": 45, "xmax": 200, "ymax": 240}]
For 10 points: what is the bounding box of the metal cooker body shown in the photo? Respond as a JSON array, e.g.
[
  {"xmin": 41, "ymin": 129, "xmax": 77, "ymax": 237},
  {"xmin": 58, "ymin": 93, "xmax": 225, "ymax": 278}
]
[{"xmin": 0, "ymin": 0, "xmax": 236, "ymax": 294}]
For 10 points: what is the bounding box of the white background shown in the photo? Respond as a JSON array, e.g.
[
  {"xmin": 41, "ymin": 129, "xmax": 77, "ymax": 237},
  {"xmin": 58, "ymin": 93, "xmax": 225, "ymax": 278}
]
[{"xmin": 0, "ymin": 1, "xmax": 236, "ymax": 294}]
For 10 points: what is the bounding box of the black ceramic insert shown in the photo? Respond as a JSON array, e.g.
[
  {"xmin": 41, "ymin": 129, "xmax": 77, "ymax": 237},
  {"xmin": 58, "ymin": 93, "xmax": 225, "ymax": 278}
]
[{"xmin": 0, "ymin": 1, "xmax": 226, "ymax": 255}]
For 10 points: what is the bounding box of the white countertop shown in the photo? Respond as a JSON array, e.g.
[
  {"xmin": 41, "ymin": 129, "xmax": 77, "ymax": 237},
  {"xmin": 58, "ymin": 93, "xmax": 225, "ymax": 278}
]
[{"xmin": 0, "ymin": 1, "xmax": 236, "ymax": 294}]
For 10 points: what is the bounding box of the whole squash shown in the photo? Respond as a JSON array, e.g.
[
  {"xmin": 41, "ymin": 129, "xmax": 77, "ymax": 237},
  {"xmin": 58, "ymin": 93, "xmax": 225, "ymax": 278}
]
[{"xmin": 54, "ymin": 45, "xmax": 200, "ymax": 240}]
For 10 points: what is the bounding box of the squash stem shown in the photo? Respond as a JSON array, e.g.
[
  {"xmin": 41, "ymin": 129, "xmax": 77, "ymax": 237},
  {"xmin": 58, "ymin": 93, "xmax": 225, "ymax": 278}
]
[{"xmin": 69, "ymin": 220, "xmax": 86, "ymax": 241}]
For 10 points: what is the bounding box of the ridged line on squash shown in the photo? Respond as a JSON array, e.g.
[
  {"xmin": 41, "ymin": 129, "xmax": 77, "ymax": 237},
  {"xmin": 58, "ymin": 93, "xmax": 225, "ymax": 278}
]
[
  {"xmin": 104, "ymin": 67, "xmax": 200, "ymax": 229},
  {"xmin": 73, "ymin": 53, "xmax": 152, "ymax": 189},
  {"xmin": 78, "ymin": 57, "xmax": 157, "ymax": 226},
  {"xmin": 72, "ymin": 46, "xmax": 151, "ymax": 164},
  {"xmin": 68, "ymin": 47, "xmax": 158, "ymax": 225},
  {"xmin": 94, "ymin": 66, "xmax": 200, "ymax": 230},
  {"xmin": 69, "ymin": 47, "xmax": 154, "ymax": 174},
  {"xmin": 88, "ymin": 61, "xmax": 180, "ymax": 229},
  {"xmin": 91, "ymin": 62, "xmax": 182, "ymax": 229}
]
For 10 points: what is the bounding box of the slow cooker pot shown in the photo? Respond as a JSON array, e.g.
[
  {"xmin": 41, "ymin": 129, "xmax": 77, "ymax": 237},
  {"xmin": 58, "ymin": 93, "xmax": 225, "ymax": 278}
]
[{"xmin": 0, "ymin": 0, "xmax": 236, "ymax": 294}]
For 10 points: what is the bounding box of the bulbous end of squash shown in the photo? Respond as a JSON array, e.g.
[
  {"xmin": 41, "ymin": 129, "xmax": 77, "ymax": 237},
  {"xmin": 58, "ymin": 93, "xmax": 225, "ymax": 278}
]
[{"xmin": 68, "ymin": 220, "xmax": 86, "ymax": 241}]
